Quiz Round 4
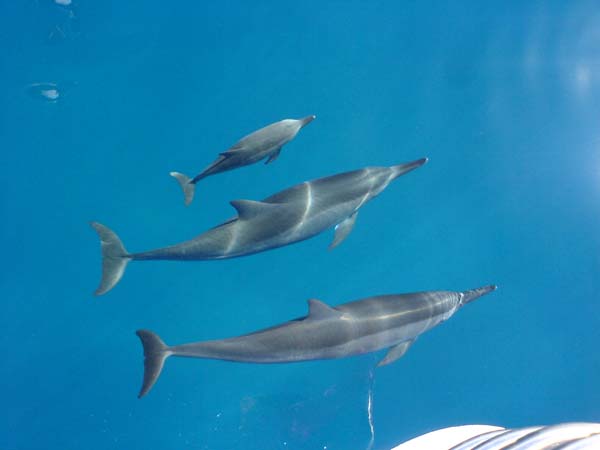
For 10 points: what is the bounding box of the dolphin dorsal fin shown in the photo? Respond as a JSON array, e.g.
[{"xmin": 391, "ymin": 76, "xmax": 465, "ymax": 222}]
[
  {"xmin": 230, "ymin": 199, "xmax": 279, "ymax": 220},
  {"xmin": 307, "ymin": 299, "xmax": 342, "ymax": 320}
]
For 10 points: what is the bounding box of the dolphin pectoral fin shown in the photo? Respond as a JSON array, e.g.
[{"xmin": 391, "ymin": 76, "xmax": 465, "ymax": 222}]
[
  {"xmin": 307, "ymin": 299, "xmax": 343, "ymax": 320},
  {"xmin": 264, "ymin": 147, "xmax": 282, "ymax": 165},
  {"xmin": 230, "ymin": 199, "xmax": 282, "ymax": 220},
  {"xmin": 377, "ymin": 340, "xmax": 415, "ymax": 367},
  {"xmin": 136, "ymin": 330, "xmax": 172, "ymax": 398},
  {"xmin": 329, "ymin": 211, "xmax": 358, "ymax": 250}
]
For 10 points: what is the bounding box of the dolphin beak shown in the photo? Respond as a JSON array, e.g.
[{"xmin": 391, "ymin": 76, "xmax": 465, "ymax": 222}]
[
  {"xmin": 300, "ymin": 115, "xmax": 316, "ymax": 127},
  {"xmin": 460, "ymin": 285, "xmax": 497, "ymax": 305},
  {"xmin": 391, "ymin": 157, "xmax": 428, "ymax": 179}
]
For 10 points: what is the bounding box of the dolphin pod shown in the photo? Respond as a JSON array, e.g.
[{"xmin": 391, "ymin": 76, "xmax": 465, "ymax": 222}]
[
  {"xmin": 91, "ymin": 158, "xmax": 427, "ymax": 295},
  {"xmin": 136, "ymin": 285, "xmax": 497, "ymax": 397},
  {"xmin": 170, "ymin": 116, "xmax": 316, "ymax": 206},
  {"xmin": 91, "ymin": 115, "xmax": 500, "ymax": 406}
]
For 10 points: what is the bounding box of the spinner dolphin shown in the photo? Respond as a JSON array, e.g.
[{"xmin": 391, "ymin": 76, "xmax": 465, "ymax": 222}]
[
  {"xmin": 171, "ymin": 116, "xmax": 316, "ymax": 206},
  {"xmin": 136, "ymin": 285, "xmax": 497, "ymax": 397},
  {"xmin": 91, "ymin": 158, "xmax": 427, "ymax": 295}
]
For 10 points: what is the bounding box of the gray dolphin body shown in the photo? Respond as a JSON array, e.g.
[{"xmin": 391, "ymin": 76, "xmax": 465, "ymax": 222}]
[
  {"xmin": 91, "ymin": 158, "xmax": 427, "ymax": 295},
  {"xmin": 136, "ymin": 285, "xmax": 497, "ymax": 397},
  {"xmin": 170, "ymin": 116, "xmax": 316, "ymax": 206}
]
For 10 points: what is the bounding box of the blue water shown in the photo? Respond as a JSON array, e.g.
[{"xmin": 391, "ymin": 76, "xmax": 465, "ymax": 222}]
[{"xmin": 2, "ymin": 1, "xmax": 600, "ymax": 449}]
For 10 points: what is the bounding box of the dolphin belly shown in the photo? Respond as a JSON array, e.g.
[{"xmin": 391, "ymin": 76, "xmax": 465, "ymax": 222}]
[{"xmin": 338, "ymin": 319, "xmax": 435, "ymax": 355}]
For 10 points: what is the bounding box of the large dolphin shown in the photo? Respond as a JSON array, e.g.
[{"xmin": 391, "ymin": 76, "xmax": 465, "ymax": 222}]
[
  {"xmin": 136, "ymin": 285, "xmax": 497, "ymax": 397},
  {"xmin": 91, "ymin": 158, "xmax": 427, "ymax": 295},
  {"xmin": 170, "ymin": 116, "xmax": 316, "ymax": 206}
]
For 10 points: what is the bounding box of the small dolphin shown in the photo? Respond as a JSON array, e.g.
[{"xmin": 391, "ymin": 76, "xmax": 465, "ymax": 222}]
[
  {"xmin": 91, "ymin": 158, "xmax": 427, "ymax": 295},
  {"xmin": 170, "ymin": 116, "xmax": 316, "ymax": 206},
  {"xmin": 136, "ymin": 285, "xmax": 497, "ymax": 397}
]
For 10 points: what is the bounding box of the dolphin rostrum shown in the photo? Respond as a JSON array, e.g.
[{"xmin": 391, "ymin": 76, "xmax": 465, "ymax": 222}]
[
  {"xmin": 136, "ymin": 285, "xmax": 497, "ymax": 397},
  {"xmin": 170, "ymin": 116, "xmax": 316, "ymax": 206},
  {"xmin": 91, "ymin": 158, "xmax": 427, "ymax": 295}
]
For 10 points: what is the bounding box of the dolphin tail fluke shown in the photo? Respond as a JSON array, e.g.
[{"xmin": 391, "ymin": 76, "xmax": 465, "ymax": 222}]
[
  {"xmin": 170, "ymin": 171, "xmax": 196, "ymax": 206},
  {"xmin": 90, "ymin": 222, "xmax": 131, "ymax": 296},
  {"xmin": 136, "ymin": 330, "xmax": 172, "ymax": 398},
  {"xmin": 391, "ymin": 157, "xmax": 429, "ymax": 179}
]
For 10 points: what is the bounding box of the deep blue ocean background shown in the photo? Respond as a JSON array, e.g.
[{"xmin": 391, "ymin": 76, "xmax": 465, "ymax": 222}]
[{"xmin": 2, "ymin": 1, "xmax": 600, "ymax": 449}]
